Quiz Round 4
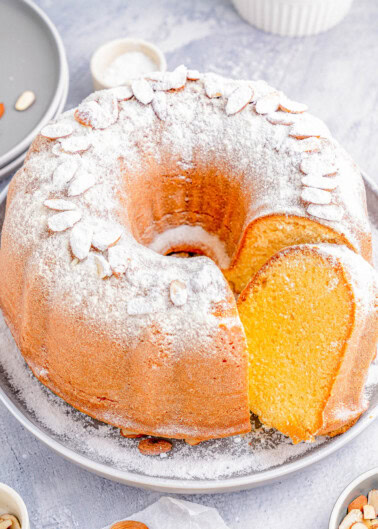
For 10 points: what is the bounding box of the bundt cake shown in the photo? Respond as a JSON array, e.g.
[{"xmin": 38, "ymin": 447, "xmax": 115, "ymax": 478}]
[
  {"xmin": 238, "ymin": 244, "xmax": 378, "ymax": 443},
  {"xmin": 0, "ymin": 66, "xmax": 376, "ymax": 443}
]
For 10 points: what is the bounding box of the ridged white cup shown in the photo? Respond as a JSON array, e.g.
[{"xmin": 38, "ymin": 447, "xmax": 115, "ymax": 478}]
[{"xmin": 232, "ymin": 0, "xmax": 354, "ymax": 36}]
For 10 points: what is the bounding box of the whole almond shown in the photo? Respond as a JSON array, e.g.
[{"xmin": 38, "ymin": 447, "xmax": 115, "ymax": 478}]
[
  {"xmin": 15, "ymin": 90, "xmax": 36, "ymax": 111},
  {"xmin": 138, "ymin": 438, "xmax": 172, "ymax": 456}
]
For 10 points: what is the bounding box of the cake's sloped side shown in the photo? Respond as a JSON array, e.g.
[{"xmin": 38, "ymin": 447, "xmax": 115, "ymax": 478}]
[
  {"xmin": 38, "ymin": 303, "xmax": 250, "ymax": 441},
  {"xmin": 238, "ymin": 244, "xmax": 378, "ymax": 443}
]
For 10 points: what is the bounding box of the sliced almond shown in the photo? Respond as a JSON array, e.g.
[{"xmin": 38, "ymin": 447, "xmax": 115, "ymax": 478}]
[
  {"xmin": 255, "ymin": 92, "xmax": 280, "ymax": 115},
  {"xmin": 204, "ymin": 74, "xmax": 223, "ymax": 98},
  {"xmin": 301, "ymin": 187, "xmax": 332, "ymax": 205},
  {"xmin": 363, "ymin": 506, "xmax": 376, "ymax": 520},
  {"xmin": 48, "ymin": 209, "xmax": 82, "ymax": 232},
  {"xmin": 70, "ymin": 222, "xmax": 93, "ymax": 260},
  {"xmin": 169, "ymin": 279, "xmax": 188, "ymax": 306},
  {"xmin": 97, "ymin": 91, "xmax": 119, "ymax": 120},
  {"xmin": 307, "ymin": 204, "xmax": 343, "ymax": 222},
  {"xmin": 94, "ymin": 253, "xmax": 112, "ymax": 279},
  {"xmin": 152, "ymin": 91, "xmax": 167, "ymax": 120},
  {"xmin": 138, "ymin": 438, "xmax": 172, "ymax": 456},
  {"xmin": 68, "ymin": 168, "xmax": 96, "ymax": 196},
  {"xmin": 290, "ymin": 118, "xmax": 330, "ymax": 140},
  {"xmin": 75, "ymin": 93, "xmax": 118, "ymax": 130},
  {"xmin": 300, "ymin": 156, "xmax": 338, "ymax": 176},
  {"xmin": 302, "ymin": 174, "xmax": 338, "ymax": 190},
  {"xmin": 187, "ymin": 69, "xmax": 200, "ymax": 81},
  {"xmin": 279, "ymin": 95, "xmax": 308, "ymax": 114},
  {"xmin": 149, "ymin": 72, "xmax": 171, "ymax": 90},
  {"xmin": 153, "ymin": 65, "xmax": 188, "ymax": 91},
  {"xmin": 109, "ymin": 85, "xmax": 133, "ymax": 101},
  {"xmin": 226, "ymin": 85, "xmax": 254, "ymax": 116},
  {"xmin": 44, "ymin": 199, "xmax": 77, "ymax": 211},
  {"xmin": 110, "ymin": 521, "xmax": 149, "ymax": 529},
  {"xmin": 145, "ymin": 71, "xmax": 164, "ymax": 82},
  {"xmin": 41, "ymin": 121, "xmax": 74, "ymax": 139},
  {"xmin": 131, "ymin": 79, "xmax": 154, "ymax": 105},
  {"xmin": 92, "ymin": 226, "xmax": 122, "ymax": 251},
  {"xmin": 339, "ymin": 510, "xmax": 363, "ymax": 529},
  {"xmin": 52, "ymin": 143, "xmax": 64, "ymax": 156},
  {"xmin": 166, "ymin": 64, "xmax": 187, "ymax": 90},
  {"xmin": 74, "ymin": 101, "xmax": 101, "ymax": 127},
  {"xmin": 108, "ymin": 245, "xmax": 129, "ymax": 276},
  {"xmin": 59, "ymin": 135, "xmax": 92, "ymax": 154},
  {"xmin": 53, "ymin": 158, "xmax": 80, "ymax": 186},
  {"xmin": 291, "ymin": 137, "xmax": 321, "ymax": 153},
  {"xmin": 15, "ymin": 90, "xmax": 35, "ymax": 111},
  {"xmin": 267, "ymin": 112, "xmax": 297, "ymax": 126}
]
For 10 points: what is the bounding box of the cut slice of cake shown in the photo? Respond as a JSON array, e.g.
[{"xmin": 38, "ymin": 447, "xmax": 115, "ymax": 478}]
[{"xmin": 238, "ymin": 244, "xmax": 378, "ymax": 443}]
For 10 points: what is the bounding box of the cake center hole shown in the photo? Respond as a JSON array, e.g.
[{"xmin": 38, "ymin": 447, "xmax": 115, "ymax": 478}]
[
  {"xmin": 122, "ymin": 165, "xmax": 249, "ymax": 270},
  {"xmin": 148, "ymin": 225, "xmax": 231, "ymax": 269}
]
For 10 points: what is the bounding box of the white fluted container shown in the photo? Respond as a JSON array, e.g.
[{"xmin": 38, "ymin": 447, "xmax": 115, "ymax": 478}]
[{"xmin": 232, "ymin": 0, "xmax": 354, "ymax": 37}]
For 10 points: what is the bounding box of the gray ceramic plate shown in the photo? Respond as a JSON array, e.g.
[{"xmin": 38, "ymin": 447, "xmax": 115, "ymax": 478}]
[
  {"xmin": 0, "ymin": 55, "xmax": 69, "ymax": 181},
  {"xmin": 0, "ymin": 0, "xmax": 67, "ymax": 168},
  {"xmin": 0, "ymin": 173, "xmax": 377, "ymax": 494}
]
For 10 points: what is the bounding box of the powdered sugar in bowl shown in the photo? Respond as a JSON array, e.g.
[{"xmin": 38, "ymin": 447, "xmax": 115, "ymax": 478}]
[{"xmin": 91, "ymin": 38, "xmax": 167, "ymax": 90}]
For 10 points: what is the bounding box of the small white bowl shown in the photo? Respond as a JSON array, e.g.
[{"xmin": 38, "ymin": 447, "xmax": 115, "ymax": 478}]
[
  {"xmin": 0, "ymin": 483, "xmax": 30, "ymax": 529},
  {"xmin": 232, "ymin": 0, "xmax": 354, "ymax": 37},
  {"xmin": 90, "ymin": 38, "xmax": 167, "ymax": 91},
  {"xmin": 329, "ymin": 467, "xmax": 378, "ymax": 529}
]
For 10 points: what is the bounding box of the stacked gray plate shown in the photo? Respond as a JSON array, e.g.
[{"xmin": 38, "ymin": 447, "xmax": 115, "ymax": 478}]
[{"xmin": 0, "ymin": 0, "xmax": 69, "ymax": 181}]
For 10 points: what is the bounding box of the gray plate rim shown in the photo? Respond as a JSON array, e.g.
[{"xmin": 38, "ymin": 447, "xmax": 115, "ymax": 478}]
[
  {"xmin": 0, "ymin": 0, "xmax": 68, "ymax": 168},
  {"xmin": 0, "ymin": 171, "xmax": 377, "ymax": 494}
]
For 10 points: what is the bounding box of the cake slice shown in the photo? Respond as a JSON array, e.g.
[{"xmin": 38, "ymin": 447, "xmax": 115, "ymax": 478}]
[{"xmin": 238, "ymin": 244, "xmax": 378, "ymax": 443}]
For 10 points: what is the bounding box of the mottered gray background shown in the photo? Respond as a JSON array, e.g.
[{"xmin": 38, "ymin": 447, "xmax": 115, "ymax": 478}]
[{"xmin": 1, "ymin": 0, "xmax": 378, "ymax": 528}]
